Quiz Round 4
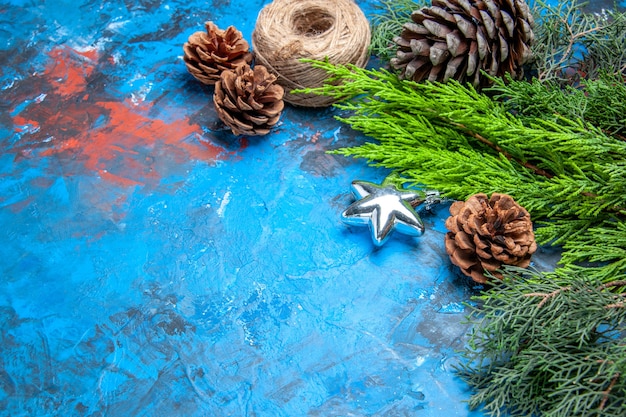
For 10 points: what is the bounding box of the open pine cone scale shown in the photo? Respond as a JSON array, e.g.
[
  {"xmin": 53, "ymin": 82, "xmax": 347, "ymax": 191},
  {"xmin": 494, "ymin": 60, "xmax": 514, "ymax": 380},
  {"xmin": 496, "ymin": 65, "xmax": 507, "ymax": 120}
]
[
  {"xmin": 444, "ymin": 193, "xmax": 537, "ymax": 283},
  {"xmin": 392, "ymin": 0, "xmax": 535, "ymax": 87},
  {"xmin": 214, "ymin": 64, "xmax": 284, "ymax": 136},
  {"xmin": 183, "ymin": 22, "xmax": 253, "ymax": 85}
]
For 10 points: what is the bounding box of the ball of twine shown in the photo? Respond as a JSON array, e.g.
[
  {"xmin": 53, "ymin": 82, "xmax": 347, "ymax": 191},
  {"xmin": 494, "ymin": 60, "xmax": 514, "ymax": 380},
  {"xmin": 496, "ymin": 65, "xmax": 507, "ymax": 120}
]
[{"xmin": 252, "ymin": 0, "xmax": 371, "ymax": 107}]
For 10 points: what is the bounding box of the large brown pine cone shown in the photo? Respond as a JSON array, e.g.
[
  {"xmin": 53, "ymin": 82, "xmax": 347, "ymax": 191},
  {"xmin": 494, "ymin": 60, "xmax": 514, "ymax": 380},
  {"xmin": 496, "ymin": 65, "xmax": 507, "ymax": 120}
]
[
  {"xmin": 183, "ymin": 22, "xmax": 253, "ymax": 85},
  {"xmin": 213, "ymin": 64, "xmax": 284, "ymax": 136},
  {"xmin": 391, "ymin": 0, "xmax": 535, "ymax": 87},
  {"xmin": 444, "ymin": 193, "xmax": 537, "ymax": 283}
]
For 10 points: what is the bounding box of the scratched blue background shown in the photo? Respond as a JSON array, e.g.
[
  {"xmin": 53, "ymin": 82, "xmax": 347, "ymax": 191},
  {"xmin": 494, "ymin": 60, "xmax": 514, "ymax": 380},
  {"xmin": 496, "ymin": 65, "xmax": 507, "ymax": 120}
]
[{"xmin": 0, "ymin": 0, "xmax": 620, "ymax": 416}]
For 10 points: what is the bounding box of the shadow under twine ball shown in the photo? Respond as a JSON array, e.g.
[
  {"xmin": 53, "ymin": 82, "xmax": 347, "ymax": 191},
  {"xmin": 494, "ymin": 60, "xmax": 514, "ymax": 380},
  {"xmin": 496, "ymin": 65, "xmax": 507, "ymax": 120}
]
[{"xmin": 252, "ymin": 0, "xmax": 371, "ymax": 107}]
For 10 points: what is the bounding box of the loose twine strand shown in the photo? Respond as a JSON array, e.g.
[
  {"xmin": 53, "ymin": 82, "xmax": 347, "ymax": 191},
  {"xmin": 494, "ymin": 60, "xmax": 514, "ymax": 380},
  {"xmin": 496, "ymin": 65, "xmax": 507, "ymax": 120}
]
[{"xmin": 252, "ymin": 0, "xmax": 371, "ymax": 107}]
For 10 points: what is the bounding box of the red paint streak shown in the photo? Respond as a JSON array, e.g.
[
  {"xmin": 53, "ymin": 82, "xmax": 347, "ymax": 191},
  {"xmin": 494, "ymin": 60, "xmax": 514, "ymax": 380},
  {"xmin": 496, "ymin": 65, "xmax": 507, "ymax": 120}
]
[
  {"xmin": 11, "ymin": 45, "xmax": 227, "ymax": 189},
  {"xmin": 12, "ymin": 116, "xmax": 40, "ymax": 132},
  {"xmin": 47, "ymin": 47, "xmax": 96, "ymax": 96},
  {"xmin": 98, "ymin": 170, "xmax": 143, "ymax": 187},
  {"xmin": 97, "ymin": 100, "xmax": 223, "ymax": 164}
]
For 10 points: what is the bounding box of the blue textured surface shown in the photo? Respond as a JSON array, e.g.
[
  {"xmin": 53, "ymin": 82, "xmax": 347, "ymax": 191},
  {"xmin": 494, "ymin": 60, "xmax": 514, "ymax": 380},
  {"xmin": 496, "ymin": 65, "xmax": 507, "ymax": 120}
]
[{"xmin": 0, "ymin": 0, "xmax": 614, "ymax": 416}]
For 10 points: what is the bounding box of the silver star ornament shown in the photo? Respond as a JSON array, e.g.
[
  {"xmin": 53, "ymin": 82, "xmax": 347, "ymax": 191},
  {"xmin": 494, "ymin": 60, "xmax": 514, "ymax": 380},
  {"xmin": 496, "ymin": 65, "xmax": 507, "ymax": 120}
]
[{"xmin": 341, "ymin": 180, "xmax": 425, "ymax": 246}]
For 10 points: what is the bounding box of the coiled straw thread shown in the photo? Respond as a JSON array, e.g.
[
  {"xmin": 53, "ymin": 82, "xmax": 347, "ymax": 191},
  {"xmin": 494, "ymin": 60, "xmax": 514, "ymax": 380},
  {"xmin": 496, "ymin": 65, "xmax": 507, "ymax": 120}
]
[{"xmin": 252, "ymin": 0, "xmax": 371, "ymax": 107}]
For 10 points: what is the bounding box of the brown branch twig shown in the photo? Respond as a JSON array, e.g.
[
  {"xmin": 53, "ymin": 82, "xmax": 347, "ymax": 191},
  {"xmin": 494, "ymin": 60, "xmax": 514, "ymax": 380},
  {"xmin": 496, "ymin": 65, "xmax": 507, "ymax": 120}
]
[
  {"xmin": 448, "ymin": 121, "xmax": 555, "ymax": 179},
  {"xmin": 610, "ymin": 131, "xmax": 626, "ymax": 142},
  {"xmin": 598, "ymin": 280, "xmax": 626, "ymax": 290},
  {"xmin": 538, "ymin": 16, "xmax": 609, "ymax": 81},
  {"xmin": 525, "ymin": 281, "xmax": 626, "ymax": 309},
  {"xmin": 599, "ymin": 128, "xmax": 626, "ymax": 142},
  {"xmin": 599, "ymin": 372, "xmax": 620, "ymax": 411},
  {"xmin": 524, "ymin": 281, "xmax": 626, "ymax": 309},
  {"xmin": 602, "ymin": 281, "xmax": 626, "ymax": 308},
  {"xmin": 524, "ymin": 286, "xmax": 571, "ymax": 308}
]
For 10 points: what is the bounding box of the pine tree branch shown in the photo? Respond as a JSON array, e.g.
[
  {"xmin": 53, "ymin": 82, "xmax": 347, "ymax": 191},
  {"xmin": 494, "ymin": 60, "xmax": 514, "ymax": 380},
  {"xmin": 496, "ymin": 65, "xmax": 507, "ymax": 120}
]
[
  {"xmin": 447, "ymin": 120, "xmax": 555, "ymax": 178},
  {"xmin": 599, "ymin": 280, "xmax": 626, "ymax": 290},
  {"xmin": 600, "ymin": 373, "xmax": 621, "ymax": 411},
  {"xmin": 365, "ymin": 0, "xmax": 626, "ymax": 83},
  {"xmin": 296, "ymin": 60, "xmax": 626, "ymax": 285},
  {"xmin": 369, "ymin": 0, "xmax": 427, "ymax": 61},
  {"xmin": 531, "ymin": 0, "xmax": 626, "ymax": 83},
  {"xmin": 524, "ymin": 280, "xmax": 626, "ymax": 309},
  {"xmin": 486, "ymin": 73, "xmax": 626, "ymax": 138},
  {"xmin": 311, "ymin": 4, "xmax": 626, "ymax": 415},
  {"xmin": 524, "ymin": 286, "xmax": 571, "ymax": 308},
  {"xmin": 457, "ymin": 271, "xmax": 626, "ymax": 417},
  {"xmin": 539, "ymin": 14, "xmax": 610, "ymax": 81}
]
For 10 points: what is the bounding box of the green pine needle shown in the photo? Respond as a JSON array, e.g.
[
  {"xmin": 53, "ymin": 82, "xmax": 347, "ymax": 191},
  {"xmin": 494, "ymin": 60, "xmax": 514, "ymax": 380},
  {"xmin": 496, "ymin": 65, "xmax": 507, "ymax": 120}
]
[
  {"xmin": 298, "ymin": 3, "xmax": 626, "ymax": 416},
  {"xmin": 296, "ymin": 60, "xmax": 626, "ymax": 285},
  {"xmin": 368, "ymin": 0, "xmax": 427, "ymax": 62},
  {"xmin": 531, "ymin": 0, "xmax": 626, "ymax": 83},
  {"xmin": 367, "ymin": 0, "xmax": 626, "ymax": 82},
  {"xmin": 488, "ymin": 74, "xmax": 626, "ymax": 139},
  {"xmin": 457, "ymin": 271, "xmax": 626, "ymax": 417}
]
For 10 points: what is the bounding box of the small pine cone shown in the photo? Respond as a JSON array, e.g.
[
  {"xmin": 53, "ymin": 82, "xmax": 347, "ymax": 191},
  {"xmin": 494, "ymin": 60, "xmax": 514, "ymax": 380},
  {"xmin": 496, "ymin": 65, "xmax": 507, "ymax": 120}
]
[
  {"xmin": 183, "ymin": 21, "xmax": 253, "ymax": 85},
  {"xmin": 213, "ymin": 64, "xmax": 284, "ymax": 136},
  {"xmin": 444, "ymin": 193, "xmax": 537, "ymax": 284},
  {"xmin": 391, "ymin": 0, "xmax": 535, "ymax": 87}
]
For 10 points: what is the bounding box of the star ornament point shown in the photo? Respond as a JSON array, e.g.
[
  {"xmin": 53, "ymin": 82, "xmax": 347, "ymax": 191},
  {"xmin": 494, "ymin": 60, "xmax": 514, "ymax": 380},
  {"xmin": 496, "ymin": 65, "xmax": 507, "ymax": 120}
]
[{"xmin": 341, "ymin": 180, "xmax": 425, "ymax": 246}]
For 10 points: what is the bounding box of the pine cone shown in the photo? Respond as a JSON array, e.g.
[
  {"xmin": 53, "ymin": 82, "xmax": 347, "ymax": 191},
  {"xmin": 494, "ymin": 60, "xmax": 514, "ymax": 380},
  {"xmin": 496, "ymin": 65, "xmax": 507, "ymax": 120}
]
[
  {"xmin": 213, "ymin": 64, "xmax": 284, "ymax": 136},
  {"xmin": 391, "ymin": 0, "xmax": 535, "ymax": 87},
  {"xmin": 183, "ymin": 21, "xmax": 253, "ymax": 85},
  {"xmin": 444, "ymin": 193, "xmax": 537, "ymax": 283}
]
